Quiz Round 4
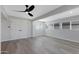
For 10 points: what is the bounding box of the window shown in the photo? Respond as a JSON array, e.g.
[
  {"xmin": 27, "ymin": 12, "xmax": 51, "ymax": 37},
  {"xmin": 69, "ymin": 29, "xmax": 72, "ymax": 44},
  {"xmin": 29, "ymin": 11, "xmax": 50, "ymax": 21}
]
[
  {"xmin": 62, "ymin": 22, "xmax": 70, "ymax": 29},
  {"xmin": 72, "ymin": 21, "xmax": 79, "ymax": 30},
  {"xmin": 54, "ymin": 23, "xmax": 60, "ymax": 29}
]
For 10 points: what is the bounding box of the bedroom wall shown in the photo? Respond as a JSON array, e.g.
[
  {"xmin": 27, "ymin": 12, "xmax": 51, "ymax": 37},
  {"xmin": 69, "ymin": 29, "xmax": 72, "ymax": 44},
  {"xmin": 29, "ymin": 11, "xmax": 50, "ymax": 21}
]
[
  {"xmin": 1, "ymin": 6, "xmax": 32, "ymax": 41},
  {"xmin": 33, "ymin": 21, "xmax": 46, "ymax": 37},
  {"xmin": 10, "ymin": 17, "xmax": 32, "ymax": 40},
  {"xmin": 0, "ymin": 6, "xmax": 1, "ymax": 42},
  {"xmin": 1, "ymin": 12, "xmax": 11, "ymax": 42},
  {"xmin": 45, "ymin": 15, "xmax": 79, "ymax": 43}
]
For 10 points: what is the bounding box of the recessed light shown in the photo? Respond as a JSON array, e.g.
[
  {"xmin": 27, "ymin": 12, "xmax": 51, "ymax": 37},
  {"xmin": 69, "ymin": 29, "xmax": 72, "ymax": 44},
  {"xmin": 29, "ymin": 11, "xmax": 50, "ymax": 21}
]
[{"xmin": 70, "ymin": 11, "xmax": 73, "ymax": 14}]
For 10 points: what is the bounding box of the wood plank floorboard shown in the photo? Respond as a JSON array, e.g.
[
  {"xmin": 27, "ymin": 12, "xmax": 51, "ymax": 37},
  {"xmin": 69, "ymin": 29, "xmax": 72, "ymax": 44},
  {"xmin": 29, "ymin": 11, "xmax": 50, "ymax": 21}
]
[{"xmin": 1, "ymin": 36, "xmax": 79, "ymax": 54}]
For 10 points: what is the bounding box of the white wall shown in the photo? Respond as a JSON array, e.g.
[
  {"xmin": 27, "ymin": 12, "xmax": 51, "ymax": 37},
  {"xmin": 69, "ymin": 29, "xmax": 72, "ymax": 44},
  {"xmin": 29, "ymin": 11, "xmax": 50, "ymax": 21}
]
[
  {"xmin": 10, "ymin": 17, "xmax": 32, "ymax": 40},
  {"xmin": 45, "ymin": 16, "xmax": 79, "ymax": 43},
  {"xmin": 0, "ymin": 6, "xmax": 1, "ymax": 42},
  {"xmin": 1, "ymin": 13, "xmax": 11, "ymax": 42},
  {"xmin": 33, "ymin": 21, "xmax": 46, "ymax": 37},
  {"xmin": 1, "ymin": 5, "xmax": 32, "ymax": 41}
]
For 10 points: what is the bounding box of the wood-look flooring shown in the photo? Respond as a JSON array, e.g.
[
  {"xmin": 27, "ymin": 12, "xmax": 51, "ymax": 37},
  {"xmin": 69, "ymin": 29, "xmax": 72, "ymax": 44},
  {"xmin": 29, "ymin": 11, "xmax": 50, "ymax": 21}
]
[{"xmin": 1, "ymin": 36, "xmax": 79, "ymax": 54}]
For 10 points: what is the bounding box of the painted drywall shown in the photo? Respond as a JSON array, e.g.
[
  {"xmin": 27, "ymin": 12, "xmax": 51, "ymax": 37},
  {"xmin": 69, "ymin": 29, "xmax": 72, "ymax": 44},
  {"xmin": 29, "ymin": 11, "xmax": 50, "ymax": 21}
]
[
  {"xmin": 10, "ymin": 17, "xmax": 32, "ymax": 40},
  {"xmin": 1, "ymin": 13, "xmax": 11, "ymax": 42},
  {"xmin": 39, "ymin": 7, "xmax": 79, "ymax": 22},
  {"xmin": 1, "ymin": 5, "xmax": 11, "ymax": 42},
  {"xmin": 0, "ymin": 6, "xmax": 1, "ymax": 42},
  {"xmin": 33, "ymin": 21, "xmax": 46, "ymax": 37},
  {"xmin": 45, "ymin": 15, "xmax": 79, "ymax": 43}
]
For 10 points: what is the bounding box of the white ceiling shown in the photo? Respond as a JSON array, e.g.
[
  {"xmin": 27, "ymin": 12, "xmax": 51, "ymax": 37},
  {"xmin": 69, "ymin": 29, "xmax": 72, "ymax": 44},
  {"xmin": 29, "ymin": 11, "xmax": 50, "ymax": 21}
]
[
  {"xmin": 3, "ymin": 5, "xmax": 61, "ymax": 20},
  {"xmin": 38, "ymin": 7, "xmax": 79, "ymax": 22}
]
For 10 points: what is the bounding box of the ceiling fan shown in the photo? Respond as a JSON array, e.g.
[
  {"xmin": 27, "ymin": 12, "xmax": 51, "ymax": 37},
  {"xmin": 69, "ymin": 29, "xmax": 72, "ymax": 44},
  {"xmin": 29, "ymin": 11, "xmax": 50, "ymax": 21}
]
[{"xmin": 14, "ymin": 5, "xmax": 35, "ymax": 17}]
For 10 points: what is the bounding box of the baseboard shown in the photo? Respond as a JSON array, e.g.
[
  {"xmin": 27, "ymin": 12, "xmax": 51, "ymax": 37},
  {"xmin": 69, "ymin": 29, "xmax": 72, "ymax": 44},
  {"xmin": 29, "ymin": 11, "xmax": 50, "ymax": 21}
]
[
  {"xmin": 1, "ymin": 36, "xmax": 32, "ymax": 42},
  {"xmin": 45, "ymin": 35, "xmax": 79, "ymax": 44}
]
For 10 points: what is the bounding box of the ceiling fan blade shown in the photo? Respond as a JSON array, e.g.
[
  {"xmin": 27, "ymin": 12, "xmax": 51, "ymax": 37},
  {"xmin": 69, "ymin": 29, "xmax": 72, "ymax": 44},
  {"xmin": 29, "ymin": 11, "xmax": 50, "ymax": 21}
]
[
  {"xmin": 25, "ymin": 5, "xmax": 29, "ymax": 8},
  {"xmin": 13, "ymin": 10, "xmax": 26, "ymax": 12},
  {"xmin": 28, "ymin": 13, "xmax": 33, "ymax": 17},
  {"xmin": 14, "ymin": 5, "xmax": 29, "ymax": 12},
  {"xmin": 28, "ymin": 5, "xmax": 35, "ymax": 12}
]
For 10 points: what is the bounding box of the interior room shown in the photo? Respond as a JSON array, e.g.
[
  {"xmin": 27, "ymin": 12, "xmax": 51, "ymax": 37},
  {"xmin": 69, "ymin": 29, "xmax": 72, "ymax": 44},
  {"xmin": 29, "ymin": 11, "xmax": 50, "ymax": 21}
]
[{"xmin": 1, "ymin": 5, "xmax": 79, "ymax": 54}]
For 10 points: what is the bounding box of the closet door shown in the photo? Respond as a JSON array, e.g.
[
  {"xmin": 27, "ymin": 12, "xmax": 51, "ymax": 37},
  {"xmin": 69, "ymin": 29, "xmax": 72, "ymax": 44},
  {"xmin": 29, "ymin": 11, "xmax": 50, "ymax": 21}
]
[{"xmin": 11, "ymin": 19, "xmax": 32, "ymax": 40}]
